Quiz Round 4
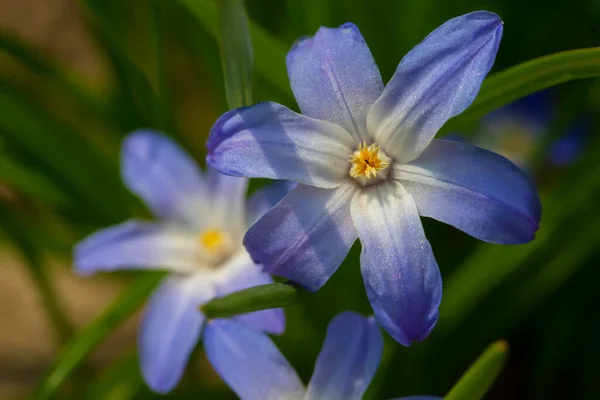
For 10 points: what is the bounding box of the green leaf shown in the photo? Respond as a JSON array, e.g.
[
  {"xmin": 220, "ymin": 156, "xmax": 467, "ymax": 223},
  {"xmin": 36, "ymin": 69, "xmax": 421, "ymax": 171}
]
[
  {"xmin": 83, "ymin": 352, "xmax": 142, "ymax": 400},
  {"xmin": 0, "ymin": 87, "xmax": 130, "ymax": 222},
  {"xmin": 79, "ymin": 0, "xmax": 161, "ymax": 128},
  {"xmin": 201, "ymin": 282, "xmax": 307, "ymax": 319},
  {"xmin": 444, "ymin": 340, "xmax": 509, "ymax": 400},
  {"xmin": 31, "ymin": 273, "xmax": 163, "ymax": 400},
  {"xmin": 440, "ymin": 149, "xmax": 600, "ymax": 333},
  {"xmin": 0, "ymin": 30, "xmax": 109, "ymax": 120},
  {"xmin": 179, "ymin": 0, "xmax": 292, "ymax": 98},
  {"xmin": 0, "ymin": 205, "xmax": 73, "ymax": 345},
  {"xmin": 0, "ymin": 152, "xmax": 68, "ymax": 206},
  {"xmin": 447, "ymin": 47, "xmax": 600, "ymax": 129},
  {"xmin": 218, "ymin": 0, "xmax": 254, "ymax": 109}
]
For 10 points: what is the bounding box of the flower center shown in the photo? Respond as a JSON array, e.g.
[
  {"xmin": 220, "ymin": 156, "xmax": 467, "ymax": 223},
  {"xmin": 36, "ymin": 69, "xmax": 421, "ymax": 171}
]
[
  {"xmin": 197, "ymin": 228, "xmax": 233, "ymax": 265},
  {"xmin": 348, "ymin": 141, "xmax": 390, "ymax": 185}
]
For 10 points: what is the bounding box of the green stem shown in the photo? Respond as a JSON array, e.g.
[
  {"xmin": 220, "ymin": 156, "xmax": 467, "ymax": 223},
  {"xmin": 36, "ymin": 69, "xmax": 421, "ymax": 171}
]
[{"xmin": 201, "ymin": 282, "xmax": 307, "ymax": 319}]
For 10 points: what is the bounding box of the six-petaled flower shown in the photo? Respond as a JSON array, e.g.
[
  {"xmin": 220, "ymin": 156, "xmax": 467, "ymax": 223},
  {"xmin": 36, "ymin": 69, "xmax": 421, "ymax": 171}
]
[
  {"xmin": 74, "ymin": 130, "xmax": 289, "ymax": 393},
  {"xmin": 206, "ymin": 11, "xmax": 542, "ymax": 346}
]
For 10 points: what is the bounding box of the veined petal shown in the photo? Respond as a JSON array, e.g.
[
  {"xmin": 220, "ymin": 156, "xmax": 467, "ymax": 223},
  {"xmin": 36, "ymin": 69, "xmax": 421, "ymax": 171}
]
[
  {"xmin": 244, "ymin": 184, "xmax": 357, "ymax": 291},
  {"xmin": 286, "ymin": 22, "xmax": 383, "ymax": 142},
  {"xmin": 122, "ymin": 130, "xmax": 207, "ymax": 227},
  {"xmin": 247, "ymin": 180, "xmax": 297, "ymax": 226},
  {"xmin": 204, "ymin": 319, "xmax": 305, "ymax": 400},
  {"xmin": 74, "ymin": 220, "xmax": 200, "ymax": 275},
  {"xmin": 304, "ymin": 312, "xmax": 383, "ymax": 400},
  {"xmin": 395, "ymin": 139, "xmax": 541, "ymax": 244},
  {"xmin": 140, "ymin": 273, "xmax": 215, "ymax": 393},
  {"xmin": 351, "ymin": 181, "xmax": 442, "ymax": 346},
  {"xmin": 214, "ymin": 251, "xmax": 285, "ymax": 335},
  {"xmin": 207, "ymin": 102, "xmax": 355, "ymax": 188},
  {"xmin": 368, "ymin": 11, "xmax": 503, "ymax": 162},
  {"xmin": 205, "ymin": 166, "xmax": 248, "ymax": 243}
]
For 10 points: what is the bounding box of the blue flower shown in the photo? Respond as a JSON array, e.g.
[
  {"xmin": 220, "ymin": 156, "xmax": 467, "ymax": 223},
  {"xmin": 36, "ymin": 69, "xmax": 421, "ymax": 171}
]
[
  {"xmin": 206, "ymin": 12, "xmax": 541, "ymax": 346},
  {"xmin": 469, "ymin": 91, "xmax": 552, "ymax": 169},
  {"xmin": 450, "ymin": 90, "xmax": 588, "ymax": 170},
  {"xmin": 205, "ymin": 310, "xmax": 441, "ymax": 400},
  {"xmin": 74, "ymin": 130, "xmax": 289, "ymax": 393}
]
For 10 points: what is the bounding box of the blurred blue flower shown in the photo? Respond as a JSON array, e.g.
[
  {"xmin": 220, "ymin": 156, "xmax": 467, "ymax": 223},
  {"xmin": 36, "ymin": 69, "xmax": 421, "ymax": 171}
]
[
  {"xmin": 469, "ymin": 91, "xmax": 551, "ymax": 169},
  {"xmin": 205, "ymin": 310, "xmax": 441, "ymax": 400},
  {"xmin": 207, "ymin": 12, "xmax": 541, "ymax": 346},
  {"xmin": 450, "ymin": 91, "xmax": 587, "ymax": 170},
  {"xmin": 74, "ymin": 130, "xmax": 289, "ymax": 393}
]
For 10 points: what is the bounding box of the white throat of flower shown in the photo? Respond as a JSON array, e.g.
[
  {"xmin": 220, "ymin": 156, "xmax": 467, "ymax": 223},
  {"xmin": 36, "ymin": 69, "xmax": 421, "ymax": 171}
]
[
  {"xmin": 197, "ymin": 228, "xmax": 235, "ymax": 267},
  {"xmin": 348, "ymin": 141, "xmax": 391, "ymax": 186}
]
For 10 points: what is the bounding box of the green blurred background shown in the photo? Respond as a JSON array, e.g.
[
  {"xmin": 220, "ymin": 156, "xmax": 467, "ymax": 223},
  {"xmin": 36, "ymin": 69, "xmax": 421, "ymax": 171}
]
[{"xmin": 1, "ymin": 0, "xmax": 599, "ymax": 399}]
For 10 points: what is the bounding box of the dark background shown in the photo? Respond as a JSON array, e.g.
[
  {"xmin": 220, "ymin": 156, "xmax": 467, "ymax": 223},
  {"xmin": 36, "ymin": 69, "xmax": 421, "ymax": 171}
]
[{"xmin": 0, "ymin": 0, "xmax": 599, "ymax": 399}]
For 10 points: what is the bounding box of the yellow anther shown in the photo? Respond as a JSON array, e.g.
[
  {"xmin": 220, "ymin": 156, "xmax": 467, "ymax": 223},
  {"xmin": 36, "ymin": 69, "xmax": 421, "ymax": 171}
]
[
  {"xmin": 349, "ymin": 141, "xmax": 390, "ymax": 180},
  {"xmin": 199, "ymin": 229, "xmax": 226, "ymax": 252}
]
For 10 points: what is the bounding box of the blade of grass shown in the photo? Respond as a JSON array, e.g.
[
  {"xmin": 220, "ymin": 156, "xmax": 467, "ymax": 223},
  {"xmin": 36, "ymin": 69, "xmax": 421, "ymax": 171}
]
[
  {"xmin": 217, "ymin": 0, "xmax": 254, "ymax": 109},
  {"xmin": 445, "ymin": 340, "xmax": 509, "ymax": 400},
  {"xmin": 0, "ymin": 205, "xmax": 74, "ymax": 345},
  {"xmin": 31, "ymin": 273, "xmax": 163, "ymax": 400},
  {"xmin": 179, "ymin": 0, "xmax": 292, "ymax": 98}
]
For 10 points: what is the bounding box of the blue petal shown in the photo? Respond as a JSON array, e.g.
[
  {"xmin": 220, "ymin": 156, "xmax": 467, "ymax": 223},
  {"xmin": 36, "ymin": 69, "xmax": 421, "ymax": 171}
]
[
  {"xmin": 140, "ymin": 273, "xmax": 215, "ymax": 393},
  {"xmin": 204, "ymin": 166, "xmax": 249, "ymax": 242},
  {"xmin": 351, "ymin": 182, "xmax": 442, "ymax": 346},
  {"xmin": 547, "ymin": 118, "xmax": 589, "ymax": 166},
  {"xmin": 215, "ymin": 251, "xmax": 285, "ymax": 334},
  {"xmin": 247, "ymin": 180, "xmax": 297, "ymax": 226},
  {"xmin": 368, "ymin": 11, "xmax": 503, "ymax": 162},
  {"xmin": 204, "ymin": 319, "xmax": 305, "ymax": 400},
  {"xmin": 286, "ymin": 22, "xmax": 383, "ymax": 142},
  {"xmin": 396, "ymin": 139, "xmax": 541, "ymax": 244},
  {"xmin": 244, "ymin": 184, "xmax": 357, "ymax": 291},
  {"xmin": 74, "ymin": 220, "xmax": 199, "ymax": 274},
  {"xmin": 122, "ymin": 130, "xmax": 206, "ymax": 227},
  {"xmin": 207, "ymin": 102, "xmax": 355, "ymax": 188},
  {"xmin": 304, "ymin": 312, "xmax": 383, "ymax": 400}
]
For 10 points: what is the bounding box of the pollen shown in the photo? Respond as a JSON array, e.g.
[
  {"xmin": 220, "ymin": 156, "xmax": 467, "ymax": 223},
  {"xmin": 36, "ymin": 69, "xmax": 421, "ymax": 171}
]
[
  {"xmin": 198, "ymin": 228, "xmax": 233, "ymax": 258},
  {"xmin": 349, "ymin": 141, "xmax": 390, "ymax": 180}
]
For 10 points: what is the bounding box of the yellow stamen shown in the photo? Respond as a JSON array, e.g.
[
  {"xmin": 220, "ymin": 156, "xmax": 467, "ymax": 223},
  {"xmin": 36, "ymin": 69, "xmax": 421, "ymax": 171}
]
[
  {"xmin": 348, "ymin": 141, "xmax": 390, "ymax": 180},
  {"xmin": 199, "ymin": 229, "xmax": 226, "ymax": 251}
]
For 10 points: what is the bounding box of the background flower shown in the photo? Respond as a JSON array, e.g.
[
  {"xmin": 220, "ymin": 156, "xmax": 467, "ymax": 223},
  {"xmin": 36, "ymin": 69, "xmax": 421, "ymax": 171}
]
[
  {"xmin": 206, "ymin": 310, "xmax": 441, "ymax": 400},
  {"xmin": 74, "ymin": 130, "xmax": 287, "ymax": 393}
]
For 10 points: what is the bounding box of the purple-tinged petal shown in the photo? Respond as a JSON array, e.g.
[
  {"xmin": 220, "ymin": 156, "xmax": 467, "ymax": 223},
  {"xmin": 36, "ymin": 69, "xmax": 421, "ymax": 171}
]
[
  {"xmin": 214, "ymin": 251, "xmax": 285, "ymax": 335},
  {"xmin": 74, "ymin": 220, "xmax": 200, "ymax": 275},
  {"xmin": 122, "ymin": 130, "xmax": 206, "ymax": 227},
  {"xmin": 395, "ymin": 139, "xmax": 541, "ymax": 244},
  {"xmin": 368, "ymin": 11, "xmax": 503, "ymax": 162},
  {"xmin": 351, "ymin": 181, "xmax": 442, "ymax": 346},
  {"xmin": 140, "ymin": 273, "xmax": 215, "ymax": 393},
  {"xmin": 244, "ymin": 184, "xmax": 357, "ymax": 291},
  {"xmin": 207, "ymin": 102, "xmax": 355, "ymax": 188},
  {"xmin": 286, "ymin": 22, "xmax": 383, "ymax": 142},
  {"xmin": 204, "ymin": 319, "xmax": 305, "ymax": 400},
  {"xmin": 304, "ymin": 312, "xmax": 382, "ymax": 400},
  {"xmin": 205, "ymin": 167, "xmax": 248, "ymax": 242},
  {"xmin": 247, "ymin": 180, "xmax": 297, "ymax": 226}
]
